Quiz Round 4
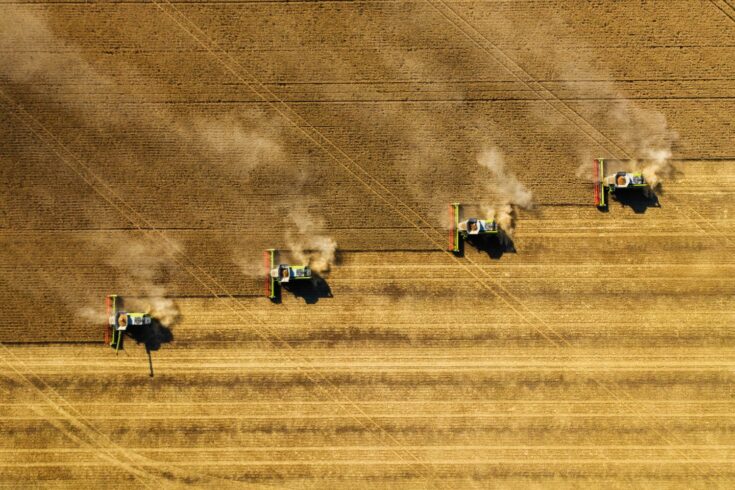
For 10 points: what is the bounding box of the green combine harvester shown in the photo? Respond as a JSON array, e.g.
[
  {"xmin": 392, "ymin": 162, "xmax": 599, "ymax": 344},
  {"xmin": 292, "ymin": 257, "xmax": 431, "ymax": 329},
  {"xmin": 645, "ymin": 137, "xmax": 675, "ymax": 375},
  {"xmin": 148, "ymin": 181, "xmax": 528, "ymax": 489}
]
[
  {"xmin": 105, "ymin": 294, "xmax": 151, "ymax": 352},
  {"xmin": 264, "ymin": 249, "xmax": 312, "ymax": 299},
  {"xmin": 448, "ymin": 203, "xmax": 499, "ymax": 253},
  {"xmin": 594, "ymin": 158, "xmax": 649, "ymax": 208}
]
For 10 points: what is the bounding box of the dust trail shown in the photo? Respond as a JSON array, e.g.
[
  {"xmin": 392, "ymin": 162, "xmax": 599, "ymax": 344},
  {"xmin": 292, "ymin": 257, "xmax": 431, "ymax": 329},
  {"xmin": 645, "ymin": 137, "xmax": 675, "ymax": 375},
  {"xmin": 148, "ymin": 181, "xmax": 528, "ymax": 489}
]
[
  {"xmin": 606, "ymin": 98, "xmax": 678, "ymax": 188},
  {"xmin": 0, "ymin": 8, "xmax": 109, "ymax": 89},
  {"xmin": 285, "ymin": 211, "xmax": 338, "ymax": 275},
  {"xmin": 477, "ymin": 147, "xmax": 533, "ymax": 236},
  {"xmin": 528, "ymin": 26, "xmax": 681, "ymax": 189},
  {"xmin": 78, "ymin": 307, "xmax": 107, "ymax": 324},
  {"xmin": 570, "ymin": 94, "xmax": 678, "ymax": 189},
  {"xmin": 0, "ymin": 6, "xmax": 290, "ymax": 186},
  {"xmin": 183, "ymin": 113, "xmax": 291, "ymax": 182},
  {"xmin": 2, "ymin": 7, "xmax": 300, "ymax": 309},
  {"xmin": 74, "ymin": 239, "xmax": 182, "ymax": 327},
  {"xmin": 108, "ymin": 240, "xmax": 182, "ymax": 326},
  {"xmin": 237, "ymin": 255, "xmax": 266, "ymax": 279}
]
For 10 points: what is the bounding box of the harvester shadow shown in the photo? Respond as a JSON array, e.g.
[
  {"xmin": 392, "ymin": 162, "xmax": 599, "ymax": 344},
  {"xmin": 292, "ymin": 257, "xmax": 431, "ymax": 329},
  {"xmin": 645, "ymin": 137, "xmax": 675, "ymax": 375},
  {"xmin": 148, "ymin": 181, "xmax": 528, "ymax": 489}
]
[
  {"xmin": 465, "ymin": 231, "xmax": 516, "ymax": 260},
  {"xmin": 284, "ymin": 275, "xmax": 333, "ymax": 304},
  {"xmin": 268, "ymin": 286, "xmax": 283, "ymax": 304},
  {"xmin": 613, "ymin": 189, "xmax": 660, "ymax": 214},
  {"xmin": 126, "ymin": 318, "xmax": 174, "ymax": 378}
]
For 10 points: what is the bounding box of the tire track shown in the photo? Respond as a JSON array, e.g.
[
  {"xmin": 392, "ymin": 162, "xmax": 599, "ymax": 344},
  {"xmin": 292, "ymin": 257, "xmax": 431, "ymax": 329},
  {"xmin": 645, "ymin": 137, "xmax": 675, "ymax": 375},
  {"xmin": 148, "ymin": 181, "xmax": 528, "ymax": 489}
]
[
  {"xmin": 0, "ymin": 86, "xmax": 442, "ymax": 488},
  {"xmin": 145, "ymin": 0, "xmax": 730, "ymax": 480},
  {"xmin": 424, "ymin": 0, "xmax": 732, "ymax": 479},
  {"xmin": 2, "ymin": 0, "xmax": 732, "ymax": 482},
  {"xmin": 426, "ymin": 0, "xmax": 733, "ymax": 249}
]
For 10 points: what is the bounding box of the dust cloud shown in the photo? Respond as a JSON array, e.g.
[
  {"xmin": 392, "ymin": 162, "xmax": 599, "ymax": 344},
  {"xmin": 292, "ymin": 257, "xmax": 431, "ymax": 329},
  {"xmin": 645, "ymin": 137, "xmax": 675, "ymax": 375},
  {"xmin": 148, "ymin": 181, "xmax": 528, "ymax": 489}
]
[
  {"xmin": 0, "ymin": 8, "xmax": 108, "ymax": 87},
  {"xmin": 477, "ymin": 147, "xmax": 533, "ymax": 236},
  {"xmin": 68, "ymin": 239, "xmax": 182, "ymax": 328},
  {"xmin": 606, "ymin": 99, "xmax": 678, "ymax": 188},
  {"xmin": 539, "ymin": 31, "xmax": 680, "ymax": 188},
  {"xmin": 107, "ymin": 240, "xmax": 182, "ymax": 326},
  {"xmin": 2, "ymin": 7, "xmax": 329, "ymax": 303},
  {"xmin": 0, "ymin": 6, "xmax": 289, "ymax": 183},
  {"xmin": 78, "ymin": 306, "xmax": 108, "ymax": 324},
  {"xmin": 285, "ymin": 211, "xmax": 338, "ymax": 275}
]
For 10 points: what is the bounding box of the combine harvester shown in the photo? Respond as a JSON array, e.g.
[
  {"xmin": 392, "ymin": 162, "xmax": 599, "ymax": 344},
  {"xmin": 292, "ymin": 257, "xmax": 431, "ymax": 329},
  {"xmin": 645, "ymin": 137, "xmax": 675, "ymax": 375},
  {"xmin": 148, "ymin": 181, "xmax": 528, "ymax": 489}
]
[
  {"xmin": 264, "ymin": 249, "xmax": 312, "ymax": 299},
  {"xmin": 448, "ymin": 202, "xmax": 499, "ymax": 253},
  {"xmin": 593, "ymin": 158, "xmax": 649, "ymax": 209},
  {"xmin": 105, "ymin": 294, "xmax": 151, "ymax": 352}
]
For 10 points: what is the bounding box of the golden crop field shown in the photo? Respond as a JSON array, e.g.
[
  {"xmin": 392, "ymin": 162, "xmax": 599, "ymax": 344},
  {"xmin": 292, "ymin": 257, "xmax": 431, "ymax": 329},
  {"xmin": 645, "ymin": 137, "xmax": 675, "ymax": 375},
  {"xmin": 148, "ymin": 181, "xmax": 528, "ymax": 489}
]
[{"xmin": 1, "ymin": 1, "xmax": 734, "ymax": 487}]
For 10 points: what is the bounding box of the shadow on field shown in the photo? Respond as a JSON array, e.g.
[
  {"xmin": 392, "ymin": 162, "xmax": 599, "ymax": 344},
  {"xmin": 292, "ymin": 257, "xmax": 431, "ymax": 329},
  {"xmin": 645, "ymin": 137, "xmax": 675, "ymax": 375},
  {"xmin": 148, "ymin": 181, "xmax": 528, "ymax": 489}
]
[
  {"xmin": 128, "ymin": 318, "xmax": 174, "ymax": 351},
  {"xmin": 464, "ymin": 231, "xmax": 517, "ymax": 260},
  {"xmin": 127, "ymin": 318, "xmax": 174, "ymax": 378},
  {"xmin": 282, "ymin": 275, "xmax": 333, "ymax": 304},
  {"xmin": 612, "ymin": 188, "xmax": 660, "ymax": 214}
]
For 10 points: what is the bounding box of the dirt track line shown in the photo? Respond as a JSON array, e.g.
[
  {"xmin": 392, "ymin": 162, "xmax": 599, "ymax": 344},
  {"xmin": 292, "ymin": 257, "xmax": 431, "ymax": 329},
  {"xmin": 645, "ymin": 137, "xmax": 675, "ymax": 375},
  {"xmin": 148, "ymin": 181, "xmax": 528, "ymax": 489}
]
[
  {"xmin": 0, "ymin": 348, "xmax": 162, "ymax": 488},
  {"xmin": 0, "ymin": 89, "xmax": 442, "ymax": 489},
  {"xmin": 13, "ymin": 398, "xmax": 735, "ymax": 404},
  {"xmin": 14, "ymin": 358, "xmax": 735, "ymax": 368},
  {"xmin": 426, "ymin": 0, "xmax": 734, "ymax": 250},
  {"xmin": 0, "ymin": 93, "xmax": 322, "ymax": 488},
  {"xmin": 18, "ymin": 76, "xmax": 735, "ymax": 84},
  {"xmin": 5, "ymin": 458, "xmax": 735, "ymax": 466},
  {"xmin": 11, "ymin": 354, "xmax": 735, "ymax": 361},
  {"xmin": 26, "ymin": 96, "xmax": 735, "ymax": 103},
  {"xmin": 425, "ymin": 0, "xmax": 732, "ymax": 478},
  {"xmin": 6, "ymin": 412, "xmax": 735, "ymax": 420},
  {"xmin": 7, "ymin": 444, "xmax": 734, "ymax": 451},
  {"xmin": 710, "ymin": 0, "xmax": 735, "ymax": 24}
]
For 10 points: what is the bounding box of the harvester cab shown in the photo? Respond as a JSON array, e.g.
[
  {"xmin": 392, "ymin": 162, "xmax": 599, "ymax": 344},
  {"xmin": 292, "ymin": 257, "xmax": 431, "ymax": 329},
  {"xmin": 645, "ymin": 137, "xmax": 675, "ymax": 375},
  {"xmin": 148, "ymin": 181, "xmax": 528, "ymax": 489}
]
[
  {"xmin": 448, "ymin": 203, "xmax": 498, "ymax": 253},
  {"xmin": 105, "ymin": 294, "xmax": 151, "ymax": 352},
  {"xmin": 594, "ymin": 158, "xmax": 648, "ymax": 208},
  {"xmin": 264, "ymin": 249, "xmax": 312, "ymax": 299}
]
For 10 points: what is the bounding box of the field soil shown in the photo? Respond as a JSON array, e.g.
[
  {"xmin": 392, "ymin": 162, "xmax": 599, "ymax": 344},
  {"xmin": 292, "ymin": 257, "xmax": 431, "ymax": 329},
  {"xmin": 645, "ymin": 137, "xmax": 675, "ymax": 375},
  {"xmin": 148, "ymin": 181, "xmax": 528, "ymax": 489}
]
[{"xmin": 1, "ymin": 1, "xmax": 734, "ymax": 487}]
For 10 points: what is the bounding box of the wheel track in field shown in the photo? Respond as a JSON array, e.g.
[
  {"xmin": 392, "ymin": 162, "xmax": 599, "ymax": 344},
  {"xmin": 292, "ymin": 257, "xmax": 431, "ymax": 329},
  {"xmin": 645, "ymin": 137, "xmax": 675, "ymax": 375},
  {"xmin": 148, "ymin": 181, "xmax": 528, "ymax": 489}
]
[
  {"xmin": 0, "ymin": 88, "xmax": 443, "ymax": 488},
  {"xmin": 150, "ymin": 0, "xmax": 730, "ymax": 479},
  {"xmin": 424, "ymin": 0, "xmax": 732, "ymax": 478},
  {"xmin": 426, "ymin": 0, "xmax": 734, "ymax": 250},
  {"xmin": 2, "ymin": 0, "xmax": 732, "ymax": 482},
  {"xmin": 154, "ymin": 0, "xmax": 733, "ymax": 478},
  {"xmin": 0, "ymin": 345, "xmax": 164, "ymax": 489},
  {"xmin": 710, "ymin": 0, "xmax": 735, "ymax": 25}
]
